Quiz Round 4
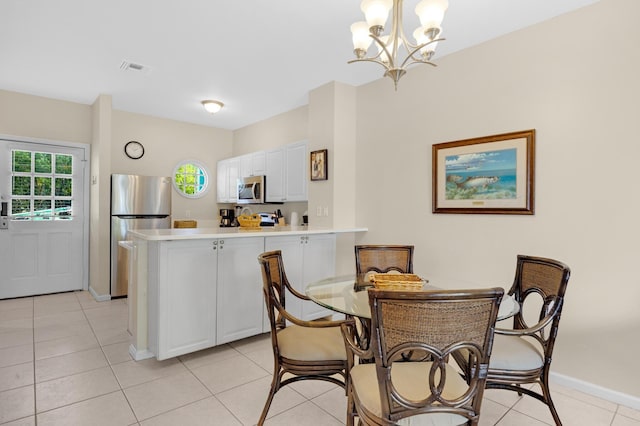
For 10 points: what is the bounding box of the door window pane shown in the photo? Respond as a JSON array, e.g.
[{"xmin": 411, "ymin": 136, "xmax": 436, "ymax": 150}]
[
  {"xmin": 55, "ymin": 200, "xmax": 72, "ymax": 217},
  {"xmin": 55, "ymin": 177, "xmax": 72, "ymax": 196},
  {"xmin": 55, "ymin": 154, "xmax": 72, "ymax": 174},
  {"xmin": 12, "ymin": 151, "xmax": 31, "ymax": 172},
  {"xmin": 11, "ymin": 199, "xmax": 30, "ymax": 217},
  {"xmin": 34, "ymin": 200, "xmax": 52, "ymax": 219},
  {"xmin": 12, "ymin": 176, "xmax": 31, "ymax": 195},
  {"xmin": 34, "ymin": 177, "xmax": 52, "ymax": 196},
  {"xmin": 35, "ymin": 152, "xmax": 52, "ymax": 173}
]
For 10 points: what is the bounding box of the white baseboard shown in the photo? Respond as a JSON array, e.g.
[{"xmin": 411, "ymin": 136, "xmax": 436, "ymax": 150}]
[
  {"xmin": 129, "ymin": 344, "xmax": 154, "ymax": 361},
  {"xmin": 88, "ymin": 286, "xmax": 111, "ymax": 302},
  {"xmin": 551, "ymin": 372, "xmax": 640, "ymax": 410}
]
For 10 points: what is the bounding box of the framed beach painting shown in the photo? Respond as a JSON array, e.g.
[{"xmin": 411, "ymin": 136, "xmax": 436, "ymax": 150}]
[{"xmin": 432, "ymin": 129, "xmax": 535, "ymax": 214}]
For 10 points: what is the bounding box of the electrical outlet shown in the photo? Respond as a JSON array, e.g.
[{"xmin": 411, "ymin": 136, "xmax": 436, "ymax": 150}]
[
  {"xmin": 316, "ymin": 206, "xmax": 322, "ymax": 216},
  {"xmin": 323, "ymin": 207, "xmax": 329, "ymax": 216},
  {"xmin": 186, "ymin": 210, "xmax": 191, "ymax": 218}
]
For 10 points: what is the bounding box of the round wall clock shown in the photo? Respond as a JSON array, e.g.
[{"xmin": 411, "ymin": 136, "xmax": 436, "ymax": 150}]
[{"xmin": 124, "ymin": 140, "xmax": 145, "ymax": 159}]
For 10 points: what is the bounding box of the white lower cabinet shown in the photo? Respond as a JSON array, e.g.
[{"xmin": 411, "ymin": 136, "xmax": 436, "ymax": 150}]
[
  {"xmin": 216, "ymin": 237, "xmax": 265, "ymax": 344},
  {"xmin": 149, "ymin": 237, "xmax": 264, "ymax": 360},
  {"xmin": 265, "ymin": 234, "xmax": 336, "ymax": 324},
  {"xmin": 148, "ymin": 234, "xmax": 336, "ymax": 360},
  {"xmin": 150, "ymin": 240, "xmax": 218, "ymax": 360}
]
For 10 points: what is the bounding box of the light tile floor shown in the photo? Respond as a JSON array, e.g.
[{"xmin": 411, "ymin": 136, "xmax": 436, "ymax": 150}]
[{"xmin": 1, "ymin": 291, "xmax": 639, "ymax": 426}]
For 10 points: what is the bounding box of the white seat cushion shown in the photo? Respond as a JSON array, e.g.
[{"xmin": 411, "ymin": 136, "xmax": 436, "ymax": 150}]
[
  {"xmin": 350, "ymin": 362, "xmax": 470, "ymax": 426},
  {"xmin": 277, "ymin": 324, "xmax": 347, "ymax": 361},
  {"xmin": 489, "ymin": 334, "xmax": 544, "ymax": 371}
]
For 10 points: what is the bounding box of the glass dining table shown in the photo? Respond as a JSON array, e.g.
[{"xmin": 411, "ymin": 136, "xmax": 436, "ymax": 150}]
[{"xmin": 305, "ymin": 274, "xmax": 520, "ymax": 321}]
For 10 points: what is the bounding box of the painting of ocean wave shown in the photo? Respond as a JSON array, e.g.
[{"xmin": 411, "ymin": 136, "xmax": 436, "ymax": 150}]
[{"xmin": 445, "ymin": 148, "xmax": 517, "ymax": 200}]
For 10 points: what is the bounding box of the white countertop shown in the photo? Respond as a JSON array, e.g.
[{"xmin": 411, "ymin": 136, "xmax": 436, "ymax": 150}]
[{"xmin": 128, "ymin": 225, "xmax": 368, "ymax": 241}]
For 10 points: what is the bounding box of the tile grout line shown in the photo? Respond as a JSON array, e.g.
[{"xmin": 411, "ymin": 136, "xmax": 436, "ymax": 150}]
[
  {"xmin": 179, "ymin": 346, "xmax": 253, "ymax": 426},
  {"xmin": 80, "ymin": 292, "xmax": 142, "ymax": 425},
  {"xmin": 31, "ymin": 295, "xmax": 37, "ymax": 426}
]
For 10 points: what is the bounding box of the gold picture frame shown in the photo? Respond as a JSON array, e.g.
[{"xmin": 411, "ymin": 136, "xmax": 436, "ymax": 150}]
[
  {"xmin": 310, "ymin": 149, "xmax": 328, "ymax": 181},
  {"xmin": 432, "ymin": 129, "xmax": 535, "ymax": 214}
]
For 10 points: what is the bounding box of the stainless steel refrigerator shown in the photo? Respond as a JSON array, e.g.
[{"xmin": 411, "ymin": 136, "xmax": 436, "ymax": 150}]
[{"xmin": 110, "ymin": 174, "xmax": 172, "ymax": 297}]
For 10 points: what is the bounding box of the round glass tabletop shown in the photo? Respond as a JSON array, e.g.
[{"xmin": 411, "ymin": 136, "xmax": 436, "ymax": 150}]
[{"xmin": 305, "ymin": 274, "xmax": 519, "ymax": 320}]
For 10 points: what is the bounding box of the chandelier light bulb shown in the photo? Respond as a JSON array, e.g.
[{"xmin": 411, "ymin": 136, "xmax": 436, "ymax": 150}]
[
  {"xmin": 351, "ymin": 21, "xmax": 373, "ymax": 56},
  {"xmin": 361, "ymin": 0, "xmax": 393, "ymax": 33},
  {"xmin": 413, "ymin": 26, "xmax": 441, "ymax": 60},
  {"xmin": 201, "ymin": 100, "xmax": 223, "ymax": 114},
  {"xmin": 415, "ymin": 0, "xmax": 448, "ymax": 35}
]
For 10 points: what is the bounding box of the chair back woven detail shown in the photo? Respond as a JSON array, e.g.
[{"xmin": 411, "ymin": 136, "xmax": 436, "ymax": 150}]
[
  {"xmin": 347, "ymin": 287, "xmax": 503, "ymax": 426},
  {"xmin": 378, "ymin": 298, "xmax": 497, "ymax": 356},
  {"xmin": 510, "ymin": 255, "xmax": 571, "ymax": 351},
  {"xmin": 257, "ymin": 250, "xmax": 348, "ymax": 426},
  {"xmin": 355, "ymin": 245, "xmax": 414, "ymax": 275}
]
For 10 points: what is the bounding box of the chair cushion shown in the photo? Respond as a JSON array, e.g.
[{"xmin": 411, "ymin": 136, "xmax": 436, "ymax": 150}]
[
  {"xmin": 277, "ymin": 325, "xmax": 347, "ymax": 361},
  {"xmin": 489, "ymin": 334, "xmax": 544, "ymax": 371},
  {"xmin": 350, "ymin": 362, "xmax": 469, "ymax": 426}
]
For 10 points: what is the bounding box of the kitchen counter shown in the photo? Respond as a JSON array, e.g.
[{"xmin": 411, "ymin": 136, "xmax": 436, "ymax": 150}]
[
  {"xmin": 127, "ymin": 225, "xmax": 367, "ymax": 361},
  {"xmin": 128, "ymin": 225, "xmax": 368, "ymax": 241}
]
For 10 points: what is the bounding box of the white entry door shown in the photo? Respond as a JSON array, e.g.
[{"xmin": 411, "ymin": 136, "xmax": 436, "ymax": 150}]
[{"xmin": 0, "ymin": 139, "xmax": 87, "ymax": 299}]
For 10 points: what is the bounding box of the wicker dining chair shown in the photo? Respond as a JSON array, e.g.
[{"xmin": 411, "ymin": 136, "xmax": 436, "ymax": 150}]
[
  {"xmin": 257, "ymin": 250, "xmax": 349, "ymax": 426},
  {"xmin": 355, "ymin": 245, "xmax": 414, "ymax": 275},
  {"xmin": 341, "ymin": 287, "xmax": 504, "ymax": 426},
  {"xmin": 460, "ymin": 255, "xmax": 571, "ymax": 426}
]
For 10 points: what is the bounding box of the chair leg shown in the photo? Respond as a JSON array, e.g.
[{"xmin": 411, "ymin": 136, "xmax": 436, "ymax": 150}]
[
  {"xmin": 258, "ymin": 368, "xmax": 282, "ymax": 426},
  {"xmin": 346, "ymin": 387, "xmax": 356, "ymax": 426},
  {"xmin": 540, "ymin": 373, "xmax": 562, "ymax": 426}
]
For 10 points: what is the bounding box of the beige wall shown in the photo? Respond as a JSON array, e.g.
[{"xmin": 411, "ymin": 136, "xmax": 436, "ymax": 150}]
[
  {"xmin": 111, "ymin": 110, "xmax": 233, "ymax": 221},
  {"xmin": 233, "ymin": 106, "xmax": 308, "ymax": 155},
  {"xmin": 89, "ymin": 95, "xmax": 113, "ymax": 297},
  {"xmin": 0, "ymin": 89, "xmax": 92, "ymax": 143},
  {"xmin": 353, "ymin": 0, "xmax": 639, "ymax": 397}
]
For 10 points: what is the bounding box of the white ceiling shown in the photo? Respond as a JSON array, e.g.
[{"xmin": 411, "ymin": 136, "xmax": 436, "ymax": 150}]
[{"xmin": 0, "ymin": 0, "xmax": 599, "ymax": 131}]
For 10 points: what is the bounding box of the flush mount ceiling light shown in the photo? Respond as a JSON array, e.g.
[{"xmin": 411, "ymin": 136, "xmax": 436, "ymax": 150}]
[
  {"xmin": 201, "ymin": 100, "xmax": 224, "ymax": 114},
  {"xmin": 350, "ymin": 0, "xmax": 448, "ymax": 89}
]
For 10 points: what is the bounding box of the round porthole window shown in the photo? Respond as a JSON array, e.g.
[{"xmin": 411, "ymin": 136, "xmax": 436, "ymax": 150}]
[{"xmin": 172, "ymin": 160, "xmax": 210, "ymax": 198}]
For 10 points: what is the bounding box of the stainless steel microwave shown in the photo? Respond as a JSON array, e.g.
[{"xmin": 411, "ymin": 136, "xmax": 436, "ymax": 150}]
[{"xmin": 237, "ymin": 175, "xmax": 265, "ymax": 204}]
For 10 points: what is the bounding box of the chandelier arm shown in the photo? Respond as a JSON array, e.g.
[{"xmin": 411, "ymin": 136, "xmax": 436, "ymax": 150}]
[
  {"xmin": 370, "ymin": 34, "xmax": 397, "ymax": 68},
  {"xmin": 348, "ymin": 57, "xmax": 395, "ymax": 68},
  {"xmin": 400, "ymin": 37, "xmax": 445, "ymax": 69}
]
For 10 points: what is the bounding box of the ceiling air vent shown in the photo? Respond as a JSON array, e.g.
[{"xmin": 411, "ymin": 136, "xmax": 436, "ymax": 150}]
[{"xmin": 119, "ymin": 61, "xmax": 151, "ymax": 74}]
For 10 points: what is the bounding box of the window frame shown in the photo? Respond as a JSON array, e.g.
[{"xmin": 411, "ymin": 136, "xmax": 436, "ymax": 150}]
[{"xmin": 172, "ymin": 159, "xmax": 211, "ymax": 199}]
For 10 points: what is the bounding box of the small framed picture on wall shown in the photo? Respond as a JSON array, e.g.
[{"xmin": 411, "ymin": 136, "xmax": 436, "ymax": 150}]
[{"xmin": 310, "ymin": 149, "xmax": 328, "ymax": 181}]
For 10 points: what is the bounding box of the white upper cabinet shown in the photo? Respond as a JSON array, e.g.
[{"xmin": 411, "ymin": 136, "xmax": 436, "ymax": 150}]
[
  {"xmin": 284, "ymin": 141, "xmax": 308, "ymax": 202},
  {"xmin": 265, "ymin": 147, "xmax": 285, "ymax": 202},
  {"xmin": 239, "ymin": 151, "xmax": 266, "ymax": 178},
  {"xmin": 222, "ymin": 141, "xmax": 307, "ymax": 204},
  {"xmin": 217, "ymin": 158, "xmax": 239, "ymax": 203}
]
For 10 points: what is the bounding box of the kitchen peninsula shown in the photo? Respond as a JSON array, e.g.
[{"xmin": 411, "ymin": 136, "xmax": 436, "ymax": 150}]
[{"xmin": 126, "ymin": 225, "xmax": 367, "ymax": 361}]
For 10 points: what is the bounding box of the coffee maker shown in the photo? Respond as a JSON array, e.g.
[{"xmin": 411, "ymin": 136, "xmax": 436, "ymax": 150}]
[{"xmin": 219, "ymin": 209, "xmax": 236, "ymax": 227}]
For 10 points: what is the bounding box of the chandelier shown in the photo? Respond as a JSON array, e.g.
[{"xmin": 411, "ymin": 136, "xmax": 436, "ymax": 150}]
[{"xmin": 349, "ymin": 0, "xmax": 448, "ymax": 89}]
